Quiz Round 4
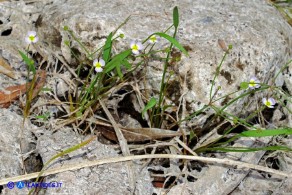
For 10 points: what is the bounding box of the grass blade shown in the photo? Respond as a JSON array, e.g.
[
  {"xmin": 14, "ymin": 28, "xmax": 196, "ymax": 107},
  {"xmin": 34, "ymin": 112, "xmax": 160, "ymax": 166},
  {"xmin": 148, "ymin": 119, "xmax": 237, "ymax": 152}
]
[
  {"xmin": 116, "ymin": 64, "xmax": 123, "ymax": 79},
  {"xmin": 201, "ymin": 145, "xmax": 292, "ymax": 152},
  {"xmin": 154, "ymin": 32, "xmax": 188, "ymax": 56},
  {"xmin": 104, "ymin": 50, "xmax": 131, "ymax": 73},
  {"xmin": 122, "ymin": 59, "xmax": 132, "ymax": 70},
  {"xmin": 103, "ymin": 32, "xmax": 113, "ymax": 63},
  {"xmin": 240, "ymin": 128, "xmax": 292, "ymax": 137},
  {"xmin": 142, "ymin": 97, "xmax": 157, "ymax": 119},
  {"xmin": 18, "ymin": 50, "xmax": 35, "ymax": 74}
]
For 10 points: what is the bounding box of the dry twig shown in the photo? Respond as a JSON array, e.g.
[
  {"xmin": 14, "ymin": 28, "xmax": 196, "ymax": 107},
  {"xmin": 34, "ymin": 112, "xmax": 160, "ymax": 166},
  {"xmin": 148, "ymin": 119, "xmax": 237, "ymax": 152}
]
[{"xmin": 0, "ymin": 154, "xmax": 290, "ymax": 186}]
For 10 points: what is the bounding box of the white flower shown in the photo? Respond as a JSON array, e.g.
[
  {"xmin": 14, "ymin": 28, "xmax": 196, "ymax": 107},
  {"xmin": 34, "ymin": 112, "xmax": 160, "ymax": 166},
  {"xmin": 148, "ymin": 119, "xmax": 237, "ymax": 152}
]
[
  {"xmin": 93, "ymin": 58, "xmax": 105, "ymax": 73},
  {"xmin": 262, "ymin": 97, "xmax": 276, "ymax": 108},
  {"xmin": 248, "ymin": 76, "xmax": 260, "ymax": 89},
  {"xmin": 148, "ymin": 35, "xmax": 160, "ymax": 44},
  {"xmin": 130, "ymin": 41, "xmax": 143, "ymax": 55},
  {"xmin": 25, "ymin": 31, "xmax": 38, "ymax": 44}
]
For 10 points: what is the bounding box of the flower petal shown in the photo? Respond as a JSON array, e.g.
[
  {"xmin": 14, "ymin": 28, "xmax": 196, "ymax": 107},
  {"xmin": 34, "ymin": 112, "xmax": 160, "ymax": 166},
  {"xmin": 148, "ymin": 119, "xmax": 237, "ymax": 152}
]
[
  {"xmin": 25, "ymin": 37, "xmax": 32, "ymax": 44},
  {"xmin": 262, "ymin": 98, "xmax": 267, "ymax": 105},
  {"xmin": 130, "ymin": 41, "xmax": 136, "ymax": 48},
  {"xmin": 136, "ymin": 42, "xmax": 144, "ymax": 50},
  {"xmin": 27, "ymin": 31, "xmax": 37, "ymax": 36},
  {"xmin": 93, "ymin": 59, "xmax": 99, "ymax": 66},
  {"xmin": 32, "ymin": 36, "xmax": 39, "ymax": 43},
  {"xmin": 99, "ymin": 58, "xmax": 105, "ymax": 67},
  {"xmin": 131, "ymin": 49, "xmax": 140, "ymax": 55},
  {"xmin": 95, "ymin": 67, "xmax": 103, "ymax": 72},
  {"xmin": 268, "ymin": 98, "xmax": 276, "ymax": 106}
]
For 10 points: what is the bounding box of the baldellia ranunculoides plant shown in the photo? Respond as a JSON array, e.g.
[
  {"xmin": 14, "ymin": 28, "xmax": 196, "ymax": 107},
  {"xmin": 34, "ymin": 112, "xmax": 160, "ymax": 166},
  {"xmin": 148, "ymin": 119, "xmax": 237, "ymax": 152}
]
[
  {"xmin": 142, "ymin": 6, "xmax": 189, "ymax": 128},
  {"xmin": 187, "ymin": 48, "xmax": 292, "ymax": 153},
  {"xmin": 19, "ymin": 31, "xmax": 40, "ymax": 123},
  {"xmin": 62, "ymin": 6, "xmax": 188, "ymax": 122}
]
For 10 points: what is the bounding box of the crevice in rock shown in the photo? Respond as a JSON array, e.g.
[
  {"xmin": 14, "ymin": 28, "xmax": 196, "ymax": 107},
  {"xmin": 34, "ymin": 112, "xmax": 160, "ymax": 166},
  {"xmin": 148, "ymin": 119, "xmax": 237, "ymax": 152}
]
[
  {"xmin": 195, "ymin": 114, "xmax": 224, "ymax": 137},
  {"xmin": 281, "ymin": 81, "xmax": 289, "ymax": 94},
  {"xmin": 24, "ymin": 153, "xmax": 44, "ymax": 173},
  {"xmin": 118, "ymin": 93, "xmax": 149, "ymax": 128},
  {"xmin": 1, "ymin": 28, "xmax": 12, "ymax": 36},
  {"xmin": 261, "ymin": 107, "xmax": 276, "ymax": 123},
  {"xmin": 187, "ymin": 175, "xmax": 196, "ymax": 182}
]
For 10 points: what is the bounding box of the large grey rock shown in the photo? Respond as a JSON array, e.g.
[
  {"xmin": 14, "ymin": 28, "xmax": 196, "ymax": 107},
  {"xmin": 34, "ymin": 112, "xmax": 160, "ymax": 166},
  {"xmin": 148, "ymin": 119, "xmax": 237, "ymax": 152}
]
[
  {"xmin": 36, "ymin": 128, "xmax": 153, "ymax": 195},
  {"xmin": 0, "ymin": 109, "xmax": 153, "ymax": 194},
  {"xmin": 1, "ymin": 0, "xmax": 291, "ymax": 123},
  {"xmin": 36, "ymin": 0, "xmax": 291, "ymax": 125},
  {"xmin": 0, "ymin": 0, "xmax": 292, "ymax": 194},
  {"xmin": 0, "ymin": 109, "xmax": 38, "ymax": 195}
]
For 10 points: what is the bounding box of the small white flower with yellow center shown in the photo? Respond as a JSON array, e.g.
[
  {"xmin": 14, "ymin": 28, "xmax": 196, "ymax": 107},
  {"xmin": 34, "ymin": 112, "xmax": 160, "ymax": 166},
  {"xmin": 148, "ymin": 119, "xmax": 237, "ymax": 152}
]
[
  {"xmin": 262, "ymin": 97, "xmax": 276, "ymax": 108},
  {"xmin": 248, "ymin": 76, "xmax": 260, "ymax": 89},
  {"xmin": 93, "ymin": 58, "xmax": 105, "ymax": 73},
  {"xmin": 25, "ymin": 31, "xmax": 39, "ymax": 44},
  {"xmin": 130, "ymin": 41, "xmax": 143, "ymax": 55},
  {"xmin": 148, "ymin": 35, "xmax": 160, "ymax": 44}
]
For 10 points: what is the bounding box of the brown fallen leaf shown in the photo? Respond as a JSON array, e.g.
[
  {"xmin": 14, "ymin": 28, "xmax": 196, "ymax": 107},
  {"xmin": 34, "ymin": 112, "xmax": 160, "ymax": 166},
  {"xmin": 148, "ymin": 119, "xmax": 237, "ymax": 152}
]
[
  {"xmin": 0, "ymin": 57, "xmax": 17, "ymax": 79},
  {"xmin": 218, "ymin": 39, "xmax": 228, "ymax": 52},
  {"xmin": 0, "ymin": 70, "xmax": 46, "ymax": 108},
  {"xmin": 99, "ymin": 125, "xmax": 181, "ymax": 142},
  {"xmin": 29, "ymin": 70, "xmax": 46, "ymax": 101}
]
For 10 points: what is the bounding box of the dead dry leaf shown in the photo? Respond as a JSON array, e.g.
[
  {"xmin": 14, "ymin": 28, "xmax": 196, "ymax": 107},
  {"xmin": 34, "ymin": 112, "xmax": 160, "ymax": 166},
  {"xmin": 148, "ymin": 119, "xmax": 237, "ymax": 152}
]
[
  {"xmin": 0, "ymin": 57, "xmax": 17, "ymax": 79},
  {"xmin": 0, "ymin": 70, "xmax": 46, "ymax": 108},
  {"xmin": 99, "ymin": 125, "xmax": 181, "ymax": 142},
  {"xmin": 31, "ymin": 70, "xmax": 46, "ymax": 100}
]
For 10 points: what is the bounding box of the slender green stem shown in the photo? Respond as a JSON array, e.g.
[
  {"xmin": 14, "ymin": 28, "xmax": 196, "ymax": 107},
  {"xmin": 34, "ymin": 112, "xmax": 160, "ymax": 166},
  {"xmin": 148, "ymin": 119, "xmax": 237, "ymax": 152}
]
[
  {"xmin": 209, "ymin": 49, "xmax": 231, "ymax": 102},
  {"xmin": 272, "ymin": 59, "xmax": 292, "ymax": 85},
  {"xmin": 154, "ymin": 27, "xmax": 178, "ymax": 127},
  {"xmin": 79, "ymin": 73, "xmax": 102, "ymax": 113},
  {"xmin": 67, "ymin": 29, "xmax": 90, "ymax": 56},
  {"xmin": 220, "ymin": 86, "xmax": 269, "ymax": 112}
]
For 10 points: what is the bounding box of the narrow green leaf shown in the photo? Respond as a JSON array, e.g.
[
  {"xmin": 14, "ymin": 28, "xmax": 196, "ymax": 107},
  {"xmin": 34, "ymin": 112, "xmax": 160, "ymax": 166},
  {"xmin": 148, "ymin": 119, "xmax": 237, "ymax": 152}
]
[
  {"xmin": 203, "ymin": 145, "xmax": 292, "ymax": 152},
  {"xmin": 122, "ymin": 59, "xmax": 132, "ymax": 70},
  {"xmin": 173, "ymin": 6, "xmax": 179, "ymax": 28},
  {"xmin": 41, "ymin": 87, "xmax": 52, "ymax": 92},
  {"xmin": 189, "ymin": 130, "xmax": 196, "ymax": 142},
  {"xmin": 240, "ymin": 128, "xmax": 292, "ymax": 137},
  {"xmin": 103, "ymin": 32, "xmax": 113, "ymax": 63},
  {"xmin": 35, "ymin": 112, "xmax": 50, "ymax": 120},
  {"xmin": 104, "ymin": 50, "xmax": 131, "ymax": 73},
  {"xmin": 76, "ymin": 110, "xmax": 82, "ymax": 118},
  {"xmin": 142, "ymin": 97, "xmax": 157, "ymax": 119},
  {"xmin": 18, "ymin": 50, "xmax": 36, "ymax": 74},
  {"xmin": 154, "ymin": 32, "xmax": 189, "ymax": 56},
  {"xmin": 116, "ymin": 64, "xmax": 123, "ymax": 79}
]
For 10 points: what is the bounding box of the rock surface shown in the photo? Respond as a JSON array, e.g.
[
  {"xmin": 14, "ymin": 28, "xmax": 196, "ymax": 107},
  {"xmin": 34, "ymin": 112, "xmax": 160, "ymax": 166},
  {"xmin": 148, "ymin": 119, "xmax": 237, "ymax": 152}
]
[
  {"xmin": 37, "ymin": 0, "xmax": 292, "ymax": 117},
  {"xmin": 36, "ymin": 128, "xmax": 153, "ymax": 195},
  {"xmin": 2, "ymin": 0, "xmax": 291, "ymax": 125},
  {"xmin": 0, "ymin": 109, "xmax": 153, "ymax": 194},
  {"xmin": 0, "ymin": 109, "xmax": 39, "ymax": 195},
  {"xmin": 0, "ymin": 0, "xmax": 292, "ymax": 194}
]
